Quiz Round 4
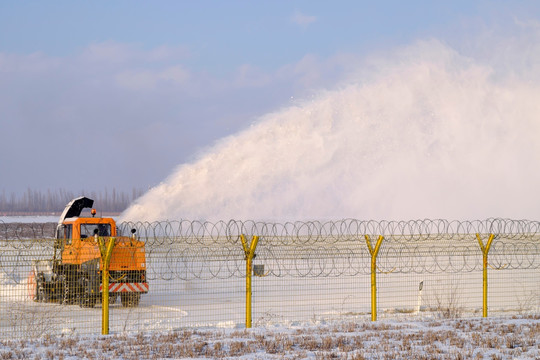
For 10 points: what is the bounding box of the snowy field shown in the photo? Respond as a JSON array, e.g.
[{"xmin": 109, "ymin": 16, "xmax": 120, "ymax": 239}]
[
  {"xmin": 0, "ymin": 216, "xmax": 60, "ymax": 223},
  {"xmin": 3, "ymin": 237, "xmax": 539, "ymax": 341},
  {"xmin": 0, "ymin": 316, "xmax": 539, "ymax": 359},
  {"xmin": 1, "ymin": 220, "xmax": 540, "ymax": 358}
]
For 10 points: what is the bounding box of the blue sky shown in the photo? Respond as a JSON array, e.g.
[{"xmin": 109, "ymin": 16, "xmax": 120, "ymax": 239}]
[
  {"xmin": 0, "ymin": 1, "xmax": 482, "ymax": 61},
  {"xmin": 1, "ymin": 1, "xmax": 538, "ymax": 196}
]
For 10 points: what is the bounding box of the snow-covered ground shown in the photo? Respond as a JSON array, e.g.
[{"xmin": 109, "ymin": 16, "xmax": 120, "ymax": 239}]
[
  {"xmin": 0, "ymin": 316, "xmax": 539, "ymax": 359},
  {"xmin": 0, "ymin": 216, "xmax": 59, "ymax": 223},
  {"xmin": 2, "ymin": 268, "xmax": 540, "ymax": 359},
  {"xmin": 2, "ymin": 220, "xmax": 539, "ymax": 358}
]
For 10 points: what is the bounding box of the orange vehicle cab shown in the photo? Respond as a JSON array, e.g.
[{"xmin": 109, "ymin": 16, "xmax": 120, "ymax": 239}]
[{"xmin": 59, "ymin": 216, "xmax": 146, "ymax": 272}]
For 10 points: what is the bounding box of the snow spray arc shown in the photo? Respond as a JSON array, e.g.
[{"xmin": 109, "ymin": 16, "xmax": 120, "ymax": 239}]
[{"xmin": 121, "ymin": 40, "xmax": 540, "ymax": 222}]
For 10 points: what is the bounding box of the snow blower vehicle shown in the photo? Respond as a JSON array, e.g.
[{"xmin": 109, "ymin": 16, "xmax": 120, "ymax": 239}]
[{"xmin": 28, "ymin": 196, "xmax": 148, "ymax": 307}]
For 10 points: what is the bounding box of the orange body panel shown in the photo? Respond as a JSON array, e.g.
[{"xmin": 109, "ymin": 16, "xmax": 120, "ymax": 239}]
[
  {"xmin": 108, "ymin": 238, "xmax": 146, "ymax": 271},
  {"xmin": 60, "ymin": 217, "xmax": 146, "ymax": 271},
  {"xmin": 61, "ymin": 238, "xmax": 101, "ymax": 265}
]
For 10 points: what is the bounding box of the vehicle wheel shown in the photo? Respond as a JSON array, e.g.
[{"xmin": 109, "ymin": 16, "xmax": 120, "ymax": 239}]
[
  {"xmin": 120, "ymin": 293, "xmax": 140, "ymax": 307},
  {"xmin": 62, "ymin": 276, "xmax": 76, "ymax": 305},
  {"xmin": 109, "ymin": 293, "xmax": 118, "ymax": 305},
  {"xmin": 80, "ymin": 293, "xmax": 97, "ymax": 308},
  {"xmin": 36, "ymin": 273, "xmax": 48, "ymax": 302}
]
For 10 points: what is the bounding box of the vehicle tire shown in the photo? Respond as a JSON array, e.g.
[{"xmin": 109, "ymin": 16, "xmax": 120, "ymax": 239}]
[
  {"xmin": 78, "ymin": 275, "xmax": 98, "ymax": 308},
  {"xmin": 109, "ymin": 293, "xmax": 118, "ymax": 305},
  {"xmin": 36, "ymin": 273, "xmax": 48, "ymax": 302},
  {"xmin": 80, "ymin": 293, "xmax": 97, "ymax": 308},
  {"xmin": 62, "ymin": 276, "xmax": 76, "ymax": 305},
  {"xmin": 120, "ymin": 293, "xmax": 140, "ymax": 307}
]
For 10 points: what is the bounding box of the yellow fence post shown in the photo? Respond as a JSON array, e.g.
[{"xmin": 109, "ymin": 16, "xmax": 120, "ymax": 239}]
[
  {"xmin": 476, "ymin": 233, "xmax": 494, "ymax": 318},
  {"xmin": 365, "ymin": 235, "xmax": 384, "ymax": 321},
  {"xmin": 98, "ymin": 237, "xmax": 115, "ymax": 335},
  {"xmin": 240, "ymin": 234, "xmax": 259, "ymax": 328}
]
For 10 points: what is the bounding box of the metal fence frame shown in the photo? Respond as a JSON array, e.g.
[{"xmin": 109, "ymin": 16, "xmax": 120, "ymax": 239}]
[{"xmin": 1, "ymin": 218, "xmax": 539, "ymax": 338}]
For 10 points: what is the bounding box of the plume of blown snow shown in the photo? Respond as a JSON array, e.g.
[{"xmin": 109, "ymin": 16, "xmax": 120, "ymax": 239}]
[{"xmin": 121, "ymin": 39, "xmax": 540, "ymax": 222}]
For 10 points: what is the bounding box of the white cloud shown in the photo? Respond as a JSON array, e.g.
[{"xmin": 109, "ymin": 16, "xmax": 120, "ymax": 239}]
[
  {"xmin": 513, "ymin": 16, "xmax": 540, "ymax": 29},
  {"xmin": 291, "ymin": 12, "xmax": 317, "ymax": 28},
  {"xmin": 82, "ymin": 41, "xmax": 135, "ymax": 64},
  {"xmin": 81, "ymin": 41, "xmax": 190, "ymax": 64},
  {"xmin": 0, "ymin": 52, "xmax": 62, "ymax": 73},
  {"xmin": 272, "ymin": 52, "xmax": 364, "ymax": 92},
  {"xmin": 159, "ymin": 65, "xmax": 190, "ymax": 83},
  {"xmin": 146, "ymin": 45, "xmax": 191, "ymax": 62},
  {"xmin": 115, "ymin": 65, "xmax": 190, "ymax": 91},
  {"xmin": 232, "ymin": 64, "xmax": 272, "ymax": 87}
]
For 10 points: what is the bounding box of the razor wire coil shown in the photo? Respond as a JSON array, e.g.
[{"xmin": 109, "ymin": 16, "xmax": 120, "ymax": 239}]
[{"xmin": 1, "ymin": 219, "xmax": 540, "ymax": 281}]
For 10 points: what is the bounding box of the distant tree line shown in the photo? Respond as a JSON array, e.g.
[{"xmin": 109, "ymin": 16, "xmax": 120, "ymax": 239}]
[{"xmin": 0, "ymin": 188, "xmax": 145, "ymax": 214}]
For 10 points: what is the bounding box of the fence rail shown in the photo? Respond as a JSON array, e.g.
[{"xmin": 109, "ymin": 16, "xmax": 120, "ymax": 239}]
[{"xmin": 1, "ymin": 218, "xmax": 539, "ymax": 339}]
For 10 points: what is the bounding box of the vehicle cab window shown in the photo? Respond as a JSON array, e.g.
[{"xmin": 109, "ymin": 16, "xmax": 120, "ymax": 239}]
[
  {"xmin": 80, "ymin": 223, "xmax": 111, "ymax": 238},
  {"xmin": 56, "ymin": 224, "xmax": 72, "ymax": 245}
]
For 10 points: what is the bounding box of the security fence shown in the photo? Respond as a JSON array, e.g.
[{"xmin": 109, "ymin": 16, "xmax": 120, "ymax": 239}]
[{"xmin": 1, "ymin": 218, "xmax": 539, "ymax": 339}]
